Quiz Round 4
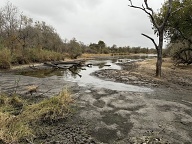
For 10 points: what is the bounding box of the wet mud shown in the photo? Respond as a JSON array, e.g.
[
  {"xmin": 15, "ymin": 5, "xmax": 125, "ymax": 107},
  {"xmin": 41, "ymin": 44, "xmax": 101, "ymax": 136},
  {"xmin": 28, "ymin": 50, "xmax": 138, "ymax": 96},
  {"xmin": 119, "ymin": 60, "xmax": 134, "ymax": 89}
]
[{"xmin": 0, "ymin": 57, "xmax": 192, "ymax": 143}]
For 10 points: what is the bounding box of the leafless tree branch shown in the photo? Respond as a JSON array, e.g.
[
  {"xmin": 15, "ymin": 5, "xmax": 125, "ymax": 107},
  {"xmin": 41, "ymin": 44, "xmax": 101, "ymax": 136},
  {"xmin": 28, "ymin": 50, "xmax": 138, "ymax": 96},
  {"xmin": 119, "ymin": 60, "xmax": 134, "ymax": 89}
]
[
  {"xmin": 144, "ymin": 0, "xmax": 154, "ymax": 15},
  {"xmin": 128, "ymin": 0, "xmax": 159, "ymax": 29},
  {"xmin": 142, "ymin": 33, "xmax": 158, "ymax": 50}
]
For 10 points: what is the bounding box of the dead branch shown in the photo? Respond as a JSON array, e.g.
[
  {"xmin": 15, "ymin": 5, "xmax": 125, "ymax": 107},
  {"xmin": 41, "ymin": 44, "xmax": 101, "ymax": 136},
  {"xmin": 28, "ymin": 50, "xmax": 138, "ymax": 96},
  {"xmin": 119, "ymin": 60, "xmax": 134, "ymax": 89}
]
[
  {"xmin": 44, "ymin": 62, "xmax": 82, "ymax": 78},
  {"xmin": 128, "ymin": 0, "xmax": 159, "ymax": 29},
  {"xmin": 144, "ymin": 0, "xmax": 154, "ymax": 15},
  {"xmin": 29, "ymin": 65, "xmax": 39, "ymax": 70},
  {"xmin": 51, "ymin": 60, "xmax": 84, "ymax": 67},
  {"xmin": 142, "ymin": 33, "xmax": 158, "ymax": 50},
  {"xmin": 44, "ymin": 62, "xmax": 69, "ymax": 69}
]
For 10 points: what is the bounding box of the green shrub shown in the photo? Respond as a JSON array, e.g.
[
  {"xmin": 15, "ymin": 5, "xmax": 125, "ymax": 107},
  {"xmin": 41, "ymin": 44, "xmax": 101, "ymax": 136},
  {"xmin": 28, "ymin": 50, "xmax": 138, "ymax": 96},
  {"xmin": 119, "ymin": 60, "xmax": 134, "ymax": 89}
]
[
  {"xmin": 0, "ymin": 48, "xmax": 11, "ymax": 69},
  {"xmin": 11, "ymin": 52, "xmax": 29, "ymax": 65},
  {"xmin": 25, "ymin": 48, "xmax": 65, "ymax": 62}
]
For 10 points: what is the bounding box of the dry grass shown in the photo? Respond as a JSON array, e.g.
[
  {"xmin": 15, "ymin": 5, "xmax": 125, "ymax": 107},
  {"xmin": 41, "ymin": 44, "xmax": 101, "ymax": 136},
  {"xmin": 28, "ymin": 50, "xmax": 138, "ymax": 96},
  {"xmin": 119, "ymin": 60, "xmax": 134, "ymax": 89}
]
[
  {"xmin": 81, "ymin": 53, "xmax": 111, "ymax": 58},
  {"xmin": 0, "ymin": 48, "xmax": 11, "ymax": 69},
  {"xmin": 0, "ymin": 112, "xmax": 33, "ymax": 144},
  {"xmin": 21, "ymin": 88, "xmax": 73, "ymax": 123},
  {"xmin": 0, "ymin": 88, "xmax": 73, "ymax": 143},
  {"xmin": 0, "ymin": 95, "xmax": 32, "ymax": 143},
  {"xmin": 141, "ymin": 58, "xmax": 192, "ymax": 74},
  {"xmin": 134, "ymin": 57, "xmax": 192, "ymax": 86},
  {"xmin": 25, "ymin": 85, "xmax": 39, "ymax": 95},
  {"xmin": 0, "ymin": 48, "xmax": 66, "ymax": 69}
]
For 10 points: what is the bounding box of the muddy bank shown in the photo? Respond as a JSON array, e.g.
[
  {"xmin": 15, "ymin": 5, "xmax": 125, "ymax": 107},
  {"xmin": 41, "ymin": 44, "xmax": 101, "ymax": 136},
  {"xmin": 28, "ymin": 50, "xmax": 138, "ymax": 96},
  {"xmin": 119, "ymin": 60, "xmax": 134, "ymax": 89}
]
[
  {"xmin": 0, "ymin": 57, "xmax": 192, "ymax": 143},
  {"xmin": 82, "ymin": 58, "xmax": 192, "ymax": 143},
  {"xmin": 72, "ymin": 86, "xmax": 192, "ymax": 143},
  {"xmin": 93, "ymin": 58, "xmax": 192, "ymax": 91}
]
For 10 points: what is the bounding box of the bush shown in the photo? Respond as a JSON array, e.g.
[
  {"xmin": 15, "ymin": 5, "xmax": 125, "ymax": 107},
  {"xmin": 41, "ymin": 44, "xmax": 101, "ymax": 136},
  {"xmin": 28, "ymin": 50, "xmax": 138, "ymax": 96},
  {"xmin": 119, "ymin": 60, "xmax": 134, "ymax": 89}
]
[
  {"xmin": 165, "ymin": 41, "xmax": 192, "ymax": 65},
  {"xmin": 0, "ymin": 48, "xmax": 11, "ymax": 69},
  {"xmin": 11, "ymin": 52, "xmax": 29, "ymax": 65},
  {"xmin": 25, "ymin": 48, "xmax": 65, "ymax": 62},
  {"xmin": 0, "ymin": 48, "xmax": 66, "ymax": 68},
  {"xmin": 0, "ymin": 47, "xmax": 65, "ymax": 68}
]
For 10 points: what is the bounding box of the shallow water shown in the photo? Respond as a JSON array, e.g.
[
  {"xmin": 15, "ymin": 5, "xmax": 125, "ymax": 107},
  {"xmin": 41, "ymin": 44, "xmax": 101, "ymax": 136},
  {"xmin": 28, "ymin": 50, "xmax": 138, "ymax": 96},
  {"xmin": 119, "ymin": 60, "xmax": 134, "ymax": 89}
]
[
  {"xmin": 64, "ymin": 60, "xmax": 153, "ymax": 92},
  {"xmin": 17, "ymin": 56, "xmax": 155, "ymax": 93}
]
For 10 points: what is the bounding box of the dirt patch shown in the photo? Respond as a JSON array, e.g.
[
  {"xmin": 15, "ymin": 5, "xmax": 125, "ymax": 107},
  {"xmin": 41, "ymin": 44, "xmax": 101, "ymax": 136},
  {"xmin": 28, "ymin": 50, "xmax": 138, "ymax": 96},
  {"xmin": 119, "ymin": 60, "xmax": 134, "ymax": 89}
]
[{"xmin": 33, "ymin": 115, "xmax": 97, "ymax": 144}]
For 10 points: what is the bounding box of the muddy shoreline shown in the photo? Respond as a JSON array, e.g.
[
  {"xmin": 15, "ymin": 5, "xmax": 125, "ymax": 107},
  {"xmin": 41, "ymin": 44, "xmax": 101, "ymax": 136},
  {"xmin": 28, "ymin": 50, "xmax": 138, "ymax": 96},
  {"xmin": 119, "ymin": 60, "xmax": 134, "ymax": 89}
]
[{"xmin": 0, "ymin": 58, "xmax": 192, "ymax": 143}]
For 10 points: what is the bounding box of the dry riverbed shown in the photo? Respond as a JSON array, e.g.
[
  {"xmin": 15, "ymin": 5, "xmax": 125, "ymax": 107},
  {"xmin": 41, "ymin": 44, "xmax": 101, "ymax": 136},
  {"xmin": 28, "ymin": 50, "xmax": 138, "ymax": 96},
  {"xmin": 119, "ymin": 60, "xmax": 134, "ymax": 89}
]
[{"xmin": 0, "ymin": 58, "xmax": 192, "ymax": 143}]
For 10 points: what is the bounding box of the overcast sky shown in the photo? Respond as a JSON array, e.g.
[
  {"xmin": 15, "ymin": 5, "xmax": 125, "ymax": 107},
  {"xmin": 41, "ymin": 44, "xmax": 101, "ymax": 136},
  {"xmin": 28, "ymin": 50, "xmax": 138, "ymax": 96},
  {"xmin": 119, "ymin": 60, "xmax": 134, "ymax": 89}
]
[{"xmin": 0, "ymin": 0, "xmax": 166, "ymax": 48}]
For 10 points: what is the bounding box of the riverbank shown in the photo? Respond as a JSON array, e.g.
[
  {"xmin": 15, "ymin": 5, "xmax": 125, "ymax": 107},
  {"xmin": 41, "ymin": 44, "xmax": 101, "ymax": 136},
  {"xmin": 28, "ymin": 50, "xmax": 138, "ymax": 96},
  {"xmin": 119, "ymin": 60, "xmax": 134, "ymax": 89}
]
[
  {"xmin": 0, "ymin": 57, "xmax": 192, "ymax": 143},
  {"xmin": 134, "ymin": 58, "xmax": 192, "ymax": 89},
  {"xmin": 94, "ymin": 58, "xmax": 192, "ymax": 90},
  {"xmin": 0, "ymin": 53, "xmax": 137, "ymax": 71}
]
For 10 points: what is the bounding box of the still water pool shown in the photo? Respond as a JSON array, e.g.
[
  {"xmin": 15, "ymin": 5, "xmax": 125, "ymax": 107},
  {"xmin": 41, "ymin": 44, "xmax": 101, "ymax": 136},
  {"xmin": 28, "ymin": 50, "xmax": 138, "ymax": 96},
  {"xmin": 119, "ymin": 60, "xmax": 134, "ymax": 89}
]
[
  {"xmin": 64, "ymin": 59, "xmax": 153, "ymax": 92},
  {"xmin": 18, "ymin": 55, "xmax": 155, "ymax": 92}
]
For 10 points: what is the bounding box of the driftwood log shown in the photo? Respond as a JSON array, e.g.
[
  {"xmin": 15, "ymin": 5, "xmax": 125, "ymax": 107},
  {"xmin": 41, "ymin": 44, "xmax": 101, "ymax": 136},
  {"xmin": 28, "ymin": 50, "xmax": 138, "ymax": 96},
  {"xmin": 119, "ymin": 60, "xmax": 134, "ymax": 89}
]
[
  {"xmin": 43, "ymin": 61, "xmax": 84, "ymax": 77},
  {"xmin": 29, "ymin": 60, "xmax": 111, "ymax": 78}
]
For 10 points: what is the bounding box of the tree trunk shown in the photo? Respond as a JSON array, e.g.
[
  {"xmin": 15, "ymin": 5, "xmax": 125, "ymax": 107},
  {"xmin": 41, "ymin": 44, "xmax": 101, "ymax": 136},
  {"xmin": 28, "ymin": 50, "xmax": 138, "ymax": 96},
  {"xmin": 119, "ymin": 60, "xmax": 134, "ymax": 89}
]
[
  {"xmin": 156, "ymin": 52, "xmax": 162, "ymax": 77},
  {"xmin": 156, "ymin": 31, "xmax": 164, "ymax": 77},
  {"xmin": 128, "ymin": 0, "xmax": 172, "ymax": 78}
]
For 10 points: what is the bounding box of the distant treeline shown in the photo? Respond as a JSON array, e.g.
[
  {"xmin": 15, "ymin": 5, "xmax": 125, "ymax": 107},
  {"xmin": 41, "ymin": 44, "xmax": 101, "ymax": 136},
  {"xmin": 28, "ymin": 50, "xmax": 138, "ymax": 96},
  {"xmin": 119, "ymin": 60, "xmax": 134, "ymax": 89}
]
[{"xmin": 0, "ymin": 2, "xmax": 155, "ymax": 69}]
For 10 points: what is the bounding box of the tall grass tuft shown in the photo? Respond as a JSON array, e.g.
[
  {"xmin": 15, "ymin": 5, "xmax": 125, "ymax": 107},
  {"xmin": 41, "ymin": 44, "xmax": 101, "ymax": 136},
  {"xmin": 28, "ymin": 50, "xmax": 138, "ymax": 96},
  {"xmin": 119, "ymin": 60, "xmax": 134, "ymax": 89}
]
[
  {"xmin": 0, "ymin": 88, "xmax": 73, "ymax": 143},
  {"xmin": 22, "ymin": 88, "xmax": 73, "ymax": 124},
  {"xmin": 0, "ymin": 112, "xmax": 34, "ymax": 144}
]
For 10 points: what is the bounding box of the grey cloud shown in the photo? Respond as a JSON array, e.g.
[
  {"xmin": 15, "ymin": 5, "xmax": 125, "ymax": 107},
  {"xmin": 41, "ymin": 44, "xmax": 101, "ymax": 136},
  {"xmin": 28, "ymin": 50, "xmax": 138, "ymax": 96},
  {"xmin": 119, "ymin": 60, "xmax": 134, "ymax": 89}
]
[{"xmin": 0, "ymin": 0, "xmax": 165, "ymax": 48}]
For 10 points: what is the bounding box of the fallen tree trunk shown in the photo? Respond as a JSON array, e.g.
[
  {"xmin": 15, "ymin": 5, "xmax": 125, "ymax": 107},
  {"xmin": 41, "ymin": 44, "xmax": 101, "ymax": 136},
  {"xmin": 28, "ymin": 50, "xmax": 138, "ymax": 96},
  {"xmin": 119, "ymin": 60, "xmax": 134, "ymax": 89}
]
[
  {"xmin": 44, "ymin": 62, "xmax": 69, "ymax": 69},
  {"xmin": 44, "ymin": 62, "xmax": 82, "ymax": 77},
  {"xmin": 51, "ymin": 60, "xmax": 85, "ymax": 66}
]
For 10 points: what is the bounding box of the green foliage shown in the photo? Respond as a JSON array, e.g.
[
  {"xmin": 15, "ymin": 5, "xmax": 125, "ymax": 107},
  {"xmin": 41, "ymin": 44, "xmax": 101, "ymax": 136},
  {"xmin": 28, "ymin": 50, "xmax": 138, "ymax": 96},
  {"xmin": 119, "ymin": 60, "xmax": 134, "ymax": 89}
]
[
  {"xmin": 67, "ymin": 38, "xmax": 82, "ymax": 59},
  {"xmin": 157, "ymin": 0, "xmax": 192, "ymax": 64},
  {"xmin": 156, "ymin": 0, "xmax": 192, "ymax": 42},
  {"xmin": 11, "ymin": 50, "xmax": 29, "ymax": 65},
  {"xmin": 164, "ymin": 41, "xmax": 192, "ymax": 65}
]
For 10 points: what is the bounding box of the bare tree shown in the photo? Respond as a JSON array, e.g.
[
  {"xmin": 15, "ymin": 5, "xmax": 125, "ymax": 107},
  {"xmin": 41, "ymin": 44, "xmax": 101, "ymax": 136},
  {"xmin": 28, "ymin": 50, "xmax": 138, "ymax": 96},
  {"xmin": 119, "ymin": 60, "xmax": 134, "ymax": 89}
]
[
  {"xmin": 128, "ymin": 0, "xmax": 172, "ymax": 77},
  {"xmin": 17, "ymin": 14, "xmax": 34, "ymax": 50},
  {"xmin": 0, "ymin": 2, "xmax": 19, "ymax": 54}
]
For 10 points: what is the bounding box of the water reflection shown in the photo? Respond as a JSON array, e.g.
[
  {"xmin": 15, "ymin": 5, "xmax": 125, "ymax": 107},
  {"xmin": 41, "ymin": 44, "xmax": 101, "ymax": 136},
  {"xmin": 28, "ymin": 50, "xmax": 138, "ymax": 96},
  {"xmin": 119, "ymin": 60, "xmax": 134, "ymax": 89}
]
[
  {"xmin": 18, "ymin": 69, "xmax": 64, "ymax": 78},
  {"xmin": 64, "ymin": 60, "xmax": 153, "ymax": 92},
  {"xmin": 18, "ymin": 55, "xmax": 155, "ymax": 92}
]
